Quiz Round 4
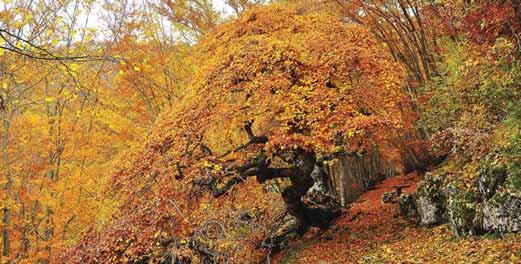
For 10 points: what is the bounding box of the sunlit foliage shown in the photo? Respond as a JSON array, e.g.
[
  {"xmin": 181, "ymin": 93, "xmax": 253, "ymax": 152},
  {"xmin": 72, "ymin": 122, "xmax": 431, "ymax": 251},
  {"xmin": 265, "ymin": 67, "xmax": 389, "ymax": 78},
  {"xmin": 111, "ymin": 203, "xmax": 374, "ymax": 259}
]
[{"xmin": 62, "ymin": 3, "xmax": 407, "ymax": 263}]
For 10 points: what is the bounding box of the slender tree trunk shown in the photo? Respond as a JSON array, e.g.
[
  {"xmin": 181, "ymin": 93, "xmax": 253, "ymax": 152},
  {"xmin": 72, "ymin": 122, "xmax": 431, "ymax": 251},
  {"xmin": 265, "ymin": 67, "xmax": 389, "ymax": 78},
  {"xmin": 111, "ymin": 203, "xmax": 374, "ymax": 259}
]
[
  {"xmin": 1, "ymin": 208, "xmax": 9, "ymax": 258},
  {"xmin": 1, "ymin": 109, "xmax": 12, "ymax": 259},
  {"xmin": 20, "ymin": 209, "xmax": 30, "ymax": 258}
]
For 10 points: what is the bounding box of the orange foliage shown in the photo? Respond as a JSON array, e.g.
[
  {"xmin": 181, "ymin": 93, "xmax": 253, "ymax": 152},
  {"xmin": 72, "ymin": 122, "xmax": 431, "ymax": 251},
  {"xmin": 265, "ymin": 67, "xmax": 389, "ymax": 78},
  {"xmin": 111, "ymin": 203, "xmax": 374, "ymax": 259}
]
[{"xmin": 62, "ymin": 3, "xmax": 407, "ymax": 263}]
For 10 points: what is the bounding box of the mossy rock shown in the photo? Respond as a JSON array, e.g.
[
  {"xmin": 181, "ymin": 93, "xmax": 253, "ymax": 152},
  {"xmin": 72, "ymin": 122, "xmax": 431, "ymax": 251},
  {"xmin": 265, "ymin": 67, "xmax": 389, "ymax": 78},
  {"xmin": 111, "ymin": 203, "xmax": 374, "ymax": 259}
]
[
  {"xmin": 446, "ymin": 188, "xmax": 482, "ymax": 236},
  {"xmin": 477, "ymin": 153, "xmax": 507, "ymax": 199},
  {"xmin": 398, "ymin": 193, "xmax": 418, "ymax": 219},
  {"xmin": 482, "ymin": 193, "xmax": 521, "ymax": 233},
  {"xmin": 415, "ymin": 173, "xmax": 447, "ymax": 226}
]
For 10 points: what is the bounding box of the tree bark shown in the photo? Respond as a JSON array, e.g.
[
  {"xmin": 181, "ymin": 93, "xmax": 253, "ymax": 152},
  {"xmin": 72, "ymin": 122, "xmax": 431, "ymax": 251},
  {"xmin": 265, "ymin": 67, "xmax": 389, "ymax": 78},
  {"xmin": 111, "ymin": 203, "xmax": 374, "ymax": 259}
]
[{"xmin": 1, "ymin": 108, "xmax": 11, "ymax": 259}]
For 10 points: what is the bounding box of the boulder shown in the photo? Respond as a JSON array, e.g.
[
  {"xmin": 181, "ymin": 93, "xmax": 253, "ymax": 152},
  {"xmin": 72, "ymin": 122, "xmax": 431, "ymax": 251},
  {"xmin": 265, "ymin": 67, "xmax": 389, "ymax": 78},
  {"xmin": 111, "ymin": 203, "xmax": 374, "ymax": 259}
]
[
  {"xmin": 482, "ymin": 194, "xmax": 521, "ymax": 233},
  {"xmin": 446, "ymin": 190, "xmax": 481, "ymax": 236},
  {"xmin": 381, "ymin": 191, "xmax": 396, "ymax": 204},
  {"xmin": 408, "ymin": 155, "xmax": 520, "ymax": 235},
  {"xmin": 416, "ymin": 196, "xmax": 445, "ymax": 225},
  {"xmin": 398, "ymin": 193, "xmax": 417, "ymax": 219},
  {"xmin": 415, "ymin": 173, "xmax": 446, "ymax": 226}
]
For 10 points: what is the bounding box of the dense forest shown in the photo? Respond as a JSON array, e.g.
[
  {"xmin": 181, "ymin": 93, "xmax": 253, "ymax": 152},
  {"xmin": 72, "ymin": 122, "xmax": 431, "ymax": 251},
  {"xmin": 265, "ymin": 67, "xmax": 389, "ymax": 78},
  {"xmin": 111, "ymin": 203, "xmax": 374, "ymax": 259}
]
[{"xmin": 0, "ymin": 0, "xmax": 520, "ymax": 263}]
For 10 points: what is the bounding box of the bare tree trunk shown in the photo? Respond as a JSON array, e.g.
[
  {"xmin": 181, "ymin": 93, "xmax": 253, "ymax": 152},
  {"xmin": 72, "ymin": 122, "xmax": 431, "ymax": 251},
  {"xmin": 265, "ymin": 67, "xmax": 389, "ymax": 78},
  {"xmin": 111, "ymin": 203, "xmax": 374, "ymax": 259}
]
[
  {"xmin": 20, "ymin": 204, "xmax": 30, "ymax": 259},
  {"xmin": 1, "ymin": 108, "xmax": 12, "ymax": 259}
]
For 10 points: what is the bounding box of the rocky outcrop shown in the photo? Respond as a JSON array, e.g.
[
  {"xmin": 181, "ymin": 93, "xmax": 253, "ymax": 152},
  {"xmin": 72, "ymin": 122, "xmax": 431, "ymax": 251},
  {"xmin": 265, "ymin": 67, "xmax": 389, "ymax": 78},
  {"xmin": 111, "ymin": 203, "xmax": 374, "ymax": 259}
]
[
  {"xmin": 445, "ymin": 188, "xmax": 481, "ymax": 236},
  {"xmin": 404, "ymin": 159, "xmax": 520, "ymax": 235},
  {"xmin": 324, "ymin": 148, "xmax": 397, "ymax": 207},
  {"xmin": 414, "ymin": 173, "xmax": 446, "ymax": 226},
  {"xmin": 416, "ymin": 196, "xmax": 445, "ymax": 226},
  {"xmin": 482, "ymin": 195, "xmax": 521, "ymax": 233}
]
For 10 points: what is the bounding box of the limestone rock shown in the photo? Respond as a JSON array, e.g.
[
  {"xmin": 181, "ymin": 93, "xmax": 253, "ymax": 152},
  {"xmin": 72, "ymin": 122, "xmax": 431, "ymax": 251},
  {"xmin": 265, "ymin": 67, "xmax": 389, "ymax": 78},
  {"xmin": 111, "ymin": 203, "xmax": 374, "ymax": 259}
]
[
  {"xmin": 482, "ymin": 194, "xmax": 521, "ymax": 233},
  {"xmin": 446, "ymin": 191, "xmax": 481, "ymax": 236},
  {"xmin": 416, "ymin": 196, "xmax": 445, "ymax": 225},
  {"xmin": 415, "ymin": 173, "xmax": 446, "ymax": 226}
]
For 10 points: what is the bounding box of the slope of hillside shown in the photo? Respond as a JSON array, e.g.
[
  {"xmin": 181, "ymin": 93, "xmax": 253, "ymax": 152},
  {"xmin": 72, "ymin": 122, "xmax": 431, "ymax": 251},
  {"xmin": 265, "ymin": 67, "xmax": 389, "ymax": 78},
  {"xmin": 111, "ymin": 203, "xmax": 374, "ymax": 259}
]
[{"xmin": 275, "ymin": 173, "xmax": 521, "ymax": 263}]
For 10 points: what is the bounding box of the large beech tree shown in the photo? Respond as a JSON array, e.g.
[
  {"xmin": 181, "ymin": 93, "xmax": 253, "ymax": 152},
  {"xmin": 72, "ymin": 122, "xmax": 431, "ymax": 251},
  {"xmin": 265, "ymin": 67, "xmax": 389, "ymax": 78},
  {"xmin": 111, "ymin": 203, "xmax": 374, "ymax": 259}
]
[{"xmin": 64, "ymin": 3, "xmax": 407, "ymax": 263}]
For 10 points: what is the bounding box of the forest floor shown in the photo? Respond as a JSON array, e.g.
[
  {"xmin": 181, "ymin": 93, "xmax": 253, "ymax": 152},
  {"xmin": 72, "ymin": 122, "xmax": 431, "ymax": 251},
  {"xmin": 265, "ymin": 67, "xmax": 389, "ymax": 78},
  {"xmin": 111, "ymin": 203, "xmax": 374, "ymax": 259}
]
[{"xmin": 274, "ymin": 172, "xmax": 521, "ymax": 264}]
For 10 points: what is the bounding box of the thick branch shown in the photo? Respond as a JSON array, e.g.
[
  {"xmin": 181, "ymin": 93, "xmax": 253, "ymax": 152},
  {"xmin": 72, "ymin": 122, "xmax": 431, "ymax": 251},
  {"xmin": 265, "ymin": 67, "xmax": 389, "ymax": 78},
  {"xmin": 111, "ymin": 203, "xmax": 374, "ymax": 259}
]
[
  {"xmin": 243, "ymin": 120, "xmax": 268, "ymax": 144},
  {"xmin": 218, "ymin": 121, "xmax": 267, "ymax": 158},
  {"xmin": 255, "ymin": 167, "xmax": 296, "ymax": 183},
  {"xmin": 210, "ymin": 175, "xmax": 246, "ymax": 197},
  {"xmin": 208, "ymin": 165, "xmax": 295, "ymax": 198}
]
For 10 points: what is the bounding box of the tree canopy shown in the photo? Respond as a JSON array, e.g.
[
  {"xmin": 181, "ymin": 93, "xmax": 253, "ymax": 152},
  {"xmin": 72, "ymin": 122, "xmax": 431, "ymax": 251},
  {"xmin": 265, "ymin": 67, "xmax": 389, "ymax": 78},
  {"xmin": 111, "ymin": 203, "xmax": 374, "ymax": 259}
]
[{"xmin": 62, "ymin": 3, "xmax": 407, "ymax": 263}]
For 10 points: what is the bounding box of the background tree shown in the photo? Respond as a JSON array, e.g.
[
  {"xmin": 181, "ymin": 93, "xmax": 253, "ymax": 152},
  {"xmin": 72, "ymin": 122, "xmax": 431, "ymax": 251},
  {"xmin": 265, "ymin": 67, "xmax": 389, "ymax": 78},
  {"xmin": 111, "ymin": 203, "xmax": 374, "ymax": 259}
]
[{"xmin": 0, "ymin": 0, "xmax": 195, "ymax": 262}]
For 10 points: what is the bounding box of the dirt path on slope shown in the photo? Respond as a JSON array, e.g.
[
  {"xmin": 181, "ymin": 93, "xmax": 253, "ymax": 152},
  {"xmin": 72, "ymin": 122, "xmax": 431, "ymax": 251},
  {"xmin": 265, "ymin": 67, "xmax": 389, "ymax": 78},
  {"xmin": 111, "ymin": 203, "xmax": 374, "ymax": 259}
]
[{"xmin": 273, "ymin": 172, "xmax": 421, "ymax": 264}]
